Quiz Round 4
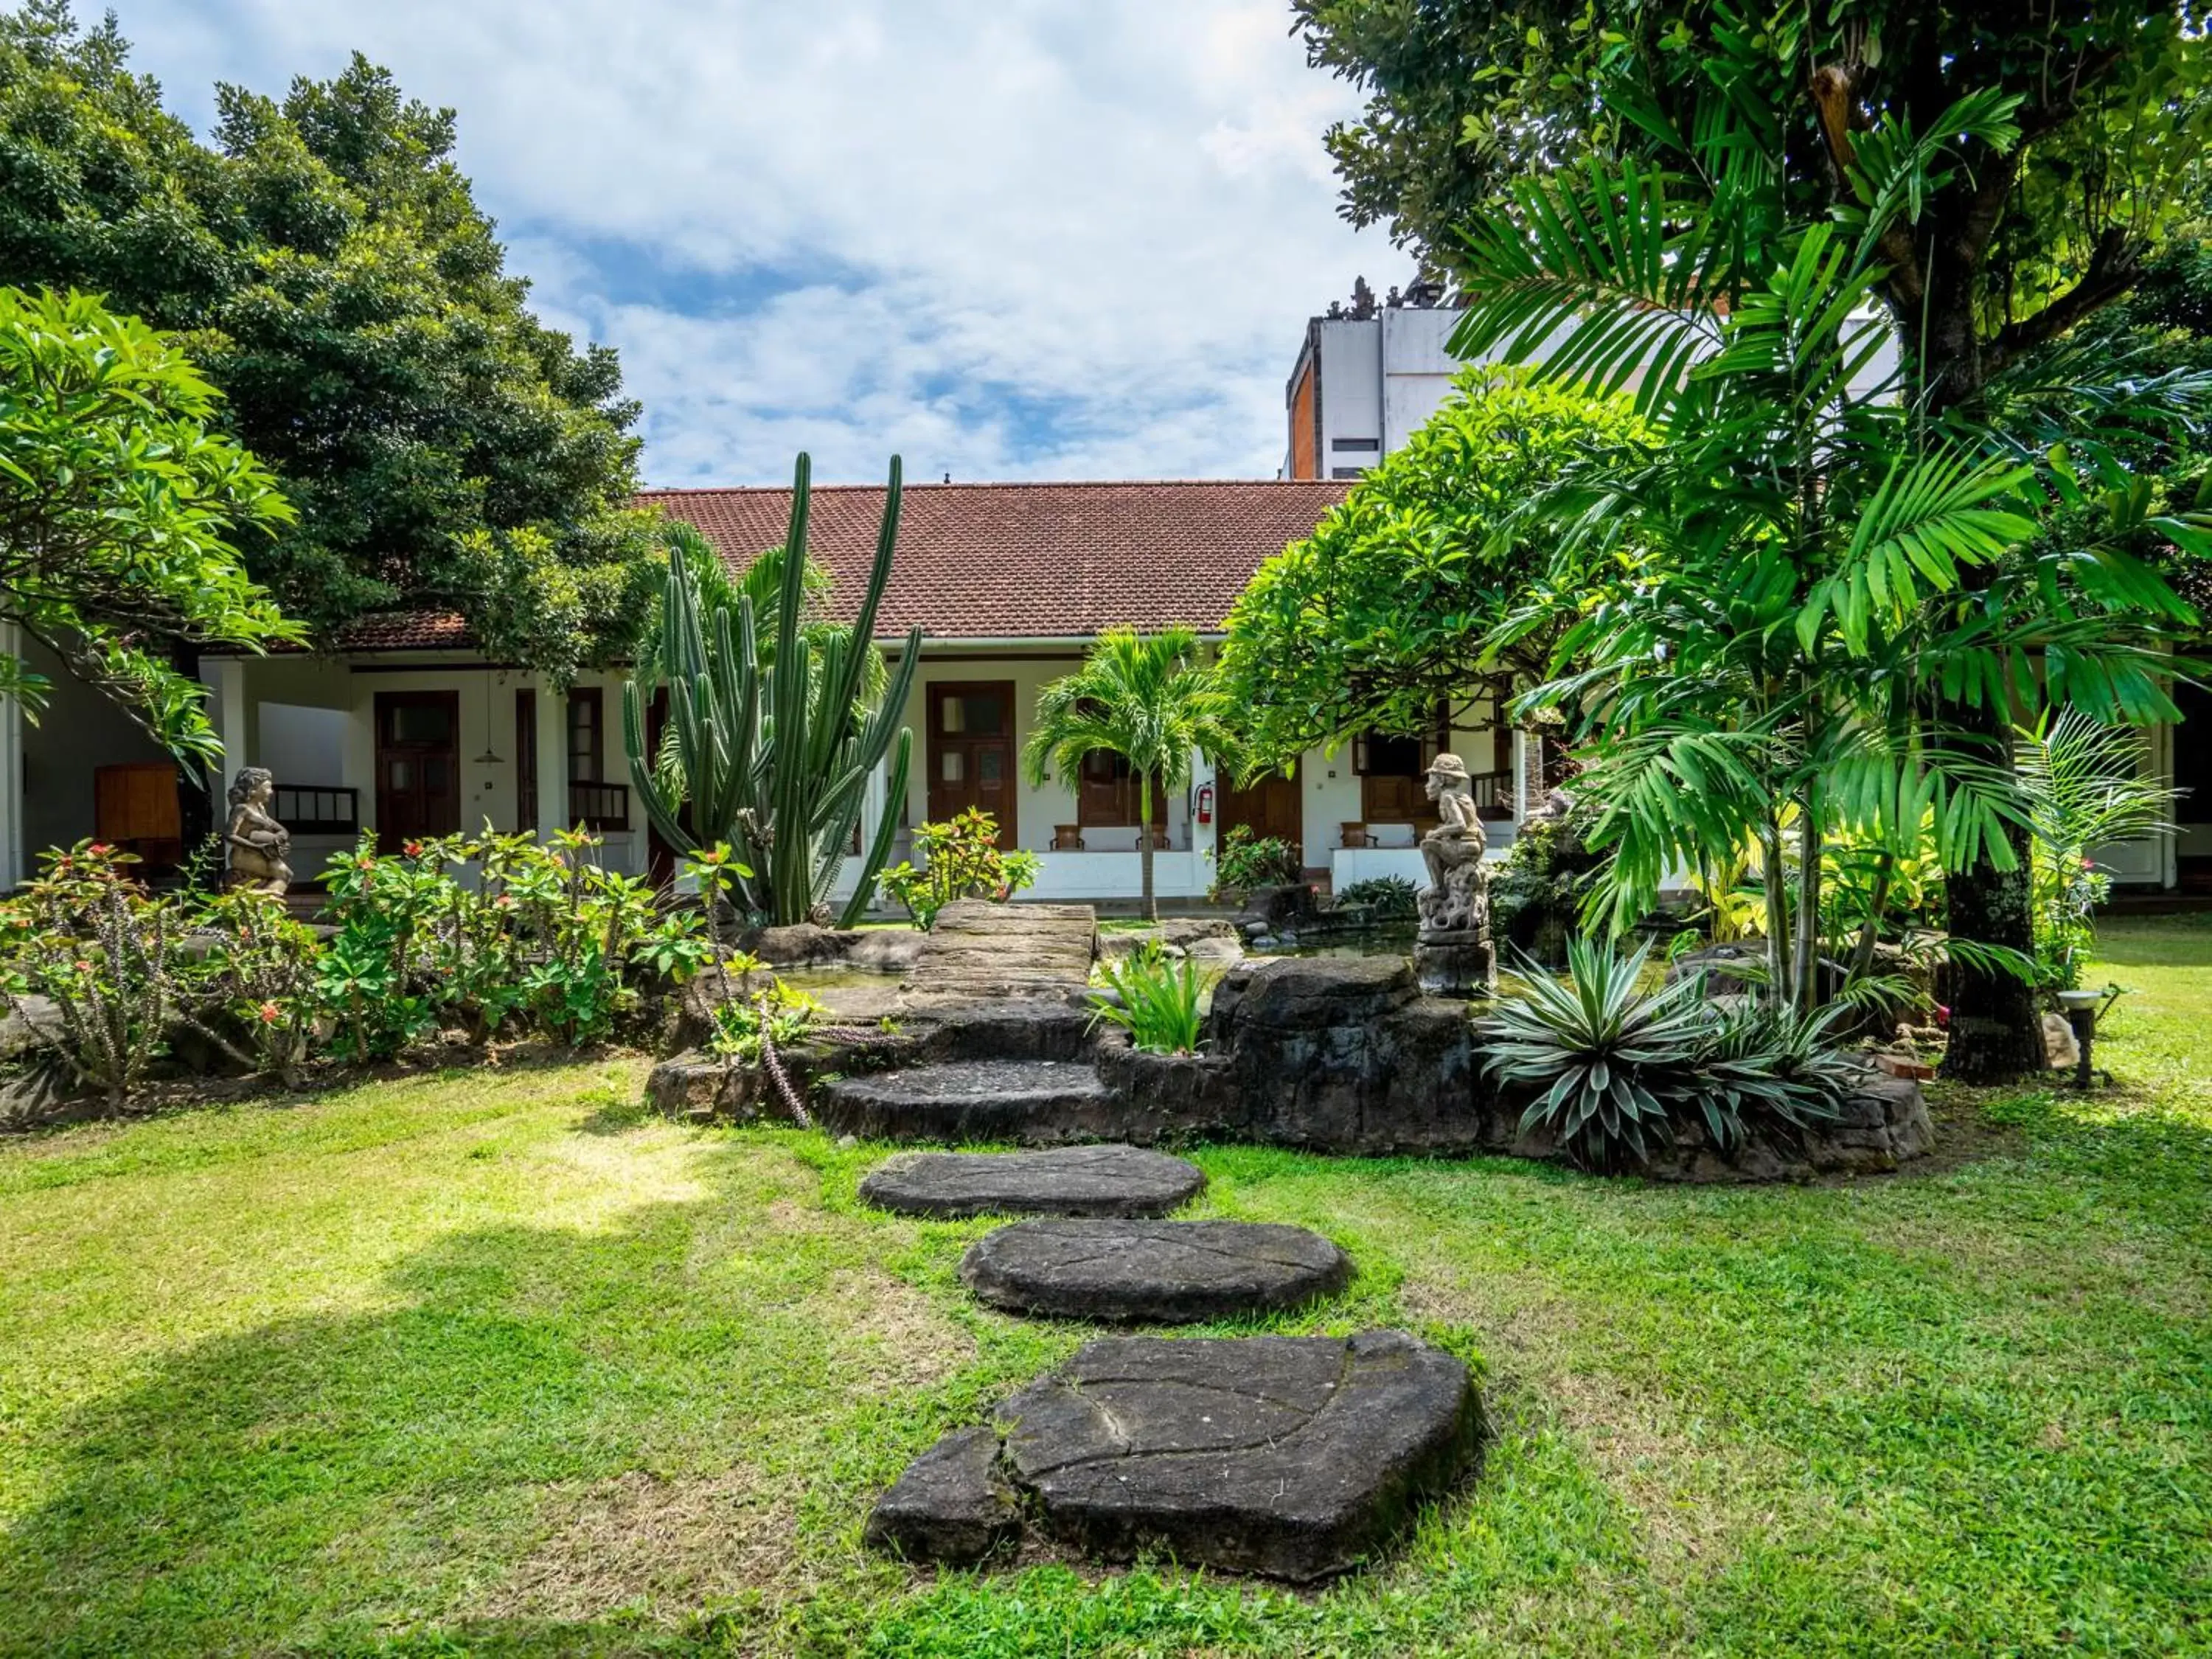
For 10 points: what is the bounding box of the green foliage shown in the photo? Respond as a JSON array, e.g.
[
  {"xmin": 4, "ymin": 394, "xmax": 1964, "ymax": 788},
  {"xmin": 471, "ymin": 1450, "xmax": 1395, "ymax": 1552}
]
[
  {"xmin": 1475, "ymin": 936, "xmax": 1712, "ymax": 1166},
  {"xmin": 0, "ymin": 285, "xmax": 301, "ymax": 758},
  {"xmin": 309, "ymin": 827, "xmax": 695, "ymax": 1061},
  {"xmin": 708, "ymin": 977, "xmax": 823, "ymax": 1065},
  {"xmin": 1334, "ymin": 874, "xmax": 1417, "ymax": 922},
  {"xmin": 1475, "ymin": 936, "xmax": 1850, "ymax": 1169},
  {"xmin": 1220, "ymin": 369, "xmax": 1650, "ymax": 763},
  {"xmin": 1023, "ymin": 627, "xmax": 1242, "ymax": 921},
  {"xmin": 875, "ymin": 808, "xmax": 1040, "ymax": 931},
  {"xmin": 2017, "ymin": 710, "xmax": 2179, "ymax": 990},
  {"xmin": 0, "ymin": 841, "xmax": 181, "ymax": 1102},
  {"xmin": 1452, "ymin": 83, "xmax": 2208, "ymax": 1027},
  {"xmin": 0, "ymin": 4, "xmax": 658, "ymax": 674},
  {"xmin": 190, "ymin": 888, "xmax": 321, "ymax": 1086},
  {"xmin": 1211, "ymin": 825, "xmax": 1301, "ymax": 896},
  {"xmin": 1310, "ymin": 0, "xmax": 2212, "ymax": 1077},
  {"xmin": 1293, "ymin": 2, "xmax": 2211, "ymax": 392},
  {"xmin": 1088, "ymin": 943, "xmax": 1213, "ymax": 1055},
  {"xmin": 1491, "ymin": 792, "xmax": 1604, "ymax": 967},
  {"xmin": 623, "ymin": 453, "xmax": 920, "ymax": 928}
]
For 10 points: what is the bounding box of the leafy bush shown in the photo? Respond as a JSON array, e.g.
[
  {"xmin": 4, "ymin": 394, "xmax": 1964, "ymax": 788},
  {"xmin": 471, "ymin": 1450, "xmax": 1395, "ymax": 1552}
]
[
  {"xmin": 876, "ymin": 809, "xmax": 1040, "ymax": 929},
  {"xmin": 1213, "ymin": 826, "xmax": 1300, "ymax": 896},
  {"xmin": 709, "ymin": 966, "xmax": 826, "ymax": 1127},
  {"xmin": 1335, "ymin": 874, "xmax": 1416, "ymax": 922},
  {"xmin": 1088, "ymin": 945, "xmax": 1213, "ymax": 1055},
  {"xmin": 1490, "ymin": 793, "xmax": 1604, "ymax": 968},
  {"xmin": 1474, "ymin": 936, "xmax": 1848, "ymax": 1168},
  {"xmin": 2018, "ymin": 712, "xmax": 2177, "ymax": 992},
  {"xmin": 192, "ymin": 890, "xmax": 321, "ymax": 1086},
  {"xmin": 0, "ymin": 843, "xmax": 186, "ymax": 1104}
]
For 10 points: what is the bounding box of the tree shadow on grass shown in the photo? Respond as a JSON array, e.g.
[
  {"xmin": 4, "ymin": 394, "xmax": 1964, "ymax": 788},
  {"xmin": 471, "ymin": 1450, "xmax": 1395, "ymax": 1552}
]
[{"xmin": 0, "ymin": 1145, "xmax": 989, "ymax": 1659}]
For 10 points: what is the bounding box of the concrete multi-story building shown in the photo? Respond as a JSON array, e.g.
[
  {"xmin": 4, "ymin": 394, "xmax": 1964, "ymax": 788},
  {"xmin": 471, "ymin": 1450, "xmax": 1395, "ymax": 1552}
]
[{"xmin": 1282, "ymin": 277, "xmax": 1464, "ymax": 480}]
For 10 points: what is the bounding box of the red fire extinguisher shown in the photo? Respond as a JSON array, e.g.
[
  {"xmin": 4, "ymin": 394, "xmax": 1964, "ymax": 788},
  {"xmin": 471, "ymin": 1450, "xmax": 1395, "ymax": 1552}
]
[{"xmin": 1196, "ymin": 784, "xmax": 1214, "ymax": 825}]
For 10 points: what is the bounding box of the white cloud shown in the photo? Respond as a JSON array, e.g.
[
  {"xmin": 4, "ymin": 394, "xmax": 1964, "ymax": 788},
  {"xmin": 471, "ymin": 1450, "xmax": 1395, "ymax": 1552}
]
[{"xmin": 119, "ymin": 0, "xmax": 1397, "ymax": 484}]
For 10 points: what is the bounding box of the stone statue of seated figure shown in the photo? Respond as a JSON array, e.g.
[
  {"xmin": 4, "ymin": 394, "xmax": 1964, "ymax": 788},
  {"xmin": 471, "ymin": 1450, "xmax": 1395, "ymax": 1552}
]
[
  {"xmin": 1415, "ymin": 753, "xmax": 1494, "ymax": 995},
  {"xmin": 224, "ymin": 766, "xmax": 293, "ymax": 896}
]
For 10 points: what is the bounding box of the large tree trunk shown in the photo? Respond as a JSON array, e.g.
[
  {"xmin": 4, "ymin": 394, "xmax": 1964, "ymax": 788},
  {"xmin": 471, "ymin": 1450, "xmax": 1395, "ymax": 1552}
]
[
  {"xmin": 1903, "ymin": 282, "xmax": 2048, "ymax": 1083},
  {"xmin": 1937, "ymin": 705, "xmax": 2045, "ymax": 1082}
]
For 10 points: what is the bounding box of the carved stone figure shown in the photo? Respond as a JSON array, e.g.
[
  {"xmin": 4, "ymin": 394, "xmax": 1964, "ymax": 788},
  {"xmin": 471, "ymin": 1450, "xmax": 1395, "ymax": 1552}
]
[
  {"xmin": 1413, "ymin": 753, "xmax": 1494, "ymax": 996},
  {"xmin": 224, "ymin": 767, "xmax": 292, "ymax": 896}
]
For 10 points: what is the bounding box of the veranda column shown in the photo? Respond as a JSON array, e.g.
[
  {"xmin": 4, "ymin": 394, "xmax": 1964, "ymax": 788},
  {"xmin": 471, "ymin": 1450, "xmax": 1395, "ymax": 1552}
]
[
  {"xmin": 208, "ymin": 657, "xmax": 248, "ymax": 793},
  {"xmin": 534, "ymin": 678, "xmax": 566, "ymax": 838}
]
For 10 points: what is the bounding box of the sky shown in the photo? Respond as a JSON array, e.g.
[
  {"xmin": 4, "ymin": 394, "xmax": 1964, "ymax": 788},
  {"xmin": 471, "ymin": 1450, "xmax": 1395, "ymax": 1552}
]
[{"xmin": 117, "ymin": 0, "xmax": 1395, "ymax": 488}]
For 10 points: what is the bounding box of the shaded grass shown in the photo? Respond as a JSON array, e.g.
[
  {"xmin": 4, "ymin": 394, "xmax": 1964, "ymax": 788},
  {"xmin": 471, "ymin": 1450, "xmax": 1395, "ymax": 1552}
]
[{"xmin": 0, "ymin": 923, "xmax": 2206, "ymax": 1655}]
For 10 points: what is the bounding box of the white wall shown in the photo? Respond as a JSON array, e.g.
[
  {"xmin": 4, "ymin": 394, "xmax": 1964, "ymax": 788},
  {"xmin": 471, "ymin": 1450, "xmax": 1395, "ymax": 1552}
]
[
  {"xmin": 1380, "ymin": 306, "xmax": 1462, "ymax": 452},
  {"xmin": 257, "ymin": 703, "xmax": 349, "ymax": 785},
  {"xmin": 1315, "ymin": 318, "xmax": 1383, "ymax": 478},
  {"xmin": 233, "ymin": 657, "xmax": 649, "ymax": 878}
]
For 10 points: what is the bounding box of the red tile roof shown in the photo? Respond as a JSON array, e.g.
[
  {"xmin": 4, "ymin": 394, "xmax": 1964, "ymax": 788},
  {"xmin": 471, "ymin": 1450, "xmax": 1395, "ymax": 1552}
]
[
  {"xmin": 331, "ymin": 611, "xmax": 473, "ymax": 651},
  {"xmin": 643, "ymin": 478, "xmax": 1349, "ymax": 641}
]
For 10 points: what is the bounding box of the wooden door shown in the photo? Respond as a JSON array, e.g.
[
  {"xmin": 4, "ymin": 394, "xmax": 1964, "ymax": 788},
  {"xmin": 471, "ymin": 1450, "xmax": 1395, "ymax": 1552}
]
[
  {"xmin": 1217, "ymin": 770, "xmax": 1300, "ymax": 855},
  {"xmin": 374, "ymin": 691, "xmax": 461, "ymax": 851},
  {"xmin": 925, "ymin": 681, "xmax": 1017, "ymax": 845}
]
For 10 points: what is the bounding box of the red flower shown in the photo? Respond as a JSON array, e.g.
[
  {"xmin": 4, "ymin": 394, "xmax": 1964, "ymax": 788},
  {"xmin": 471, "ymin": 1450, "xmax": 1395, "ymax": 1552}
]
[
  {"xmin": 257, "ymin": 1002, "xmax": 281, "ymax": 1024},
  {"xmin": 404, "ymin": 840, "xmax": 424, "ymax": 858},
  {"xmin": 87, "ymin": 842, "xmax": 111, "ymax": 856},
  {"xmin": 1934, "ymin": 1004, "xmax": 1952, "ymax": 1029},
  {"xmin": 72, "ymin": 959, "xmax": 91, "ymax": 973}
]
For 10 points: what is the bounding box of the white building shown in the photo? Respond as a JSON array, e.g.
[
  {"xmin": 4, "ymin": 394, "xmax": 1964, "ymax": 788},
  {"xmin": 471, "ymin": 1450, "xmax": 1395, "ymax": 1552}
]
[
  {"xmin": 1283, "ymin": 278, "xmax": 1464, "ymax": 481},
  {"xmin": 0, "ymin": 479, "xmax": 1531, "ymax": 906}
]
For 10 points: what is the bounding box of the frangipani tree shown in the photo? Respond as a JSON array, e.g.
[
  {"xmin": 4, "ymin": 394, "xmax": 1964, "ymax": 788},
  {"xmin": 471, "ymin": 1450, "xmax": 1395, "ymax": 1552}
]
[
  {"xmin": 1219, "ymin": 369, "xmax": 1652, "ymax": 769},
  {"xmin": 1023, "ymin": 628, "xmax": 1243, "ymax": 922}
]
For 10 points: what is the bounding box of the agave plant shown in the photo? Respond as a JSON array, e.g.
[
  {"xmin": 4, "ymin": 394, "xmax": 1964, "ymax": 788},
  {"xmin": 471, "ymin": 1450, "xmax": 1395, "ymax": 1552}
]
[
  {"xmin": 1691, "ymin": 999, "xmax": 1856, "ymax": 1150},
  {"xmin": 1474, "ymin": 936, "xmax": 1711, "ymax": 1166}
]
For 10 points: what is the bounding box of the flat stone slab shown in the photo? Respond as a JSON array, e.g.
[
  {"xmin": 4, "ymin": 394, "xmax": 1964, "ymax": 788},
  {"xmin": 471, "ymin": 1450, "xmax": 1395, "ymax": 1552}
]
[
  {"xmin": 904, "ymin": 899, "xmax": 1098, "ymax": 1003},
  {"xmin": 818, "ymin": 1059, "xmax": 1113, "ymax": 1144},
  {"xmin": 960, "ymin": 1218, "xmax": 1351, "ymax": 1323},
  {"xmin": 860, "ymin": 1145, "xmax": 1206, "ymax": 1219},
  {"xmin": 863, "ymin": 1330, "xmax": 1478, "ymax": 1581},
  {"xmin": 1004, "ymin": 1330, "xmax": 1477, "ymax": 1579},
  {"xmin": 863, "ymin": 1425, "xmax": 1022, "ymax": 1566}
]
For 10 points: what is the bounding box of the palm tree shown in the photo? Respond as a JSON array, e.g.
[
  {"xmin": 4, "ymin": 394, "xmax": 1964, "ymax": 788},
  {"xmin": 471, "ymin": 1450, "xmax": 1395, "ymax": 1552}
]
[
  {"xmin": 1450, "ymin": 83, "xmax": 2209, "ymax": 1062},
  {"xmin": 1023, "ymin": 628, "xmax": 1242, "ymax": 922}
]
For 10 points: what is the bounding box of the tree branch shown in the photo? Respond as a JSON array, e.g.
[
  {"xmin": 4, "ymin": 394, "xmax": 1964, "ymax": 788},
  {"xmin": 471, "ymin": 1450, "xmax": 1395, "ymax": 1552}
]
[{"xmin": 1989, "ymin": 227, "xmax": 2144, "ymax": 372}]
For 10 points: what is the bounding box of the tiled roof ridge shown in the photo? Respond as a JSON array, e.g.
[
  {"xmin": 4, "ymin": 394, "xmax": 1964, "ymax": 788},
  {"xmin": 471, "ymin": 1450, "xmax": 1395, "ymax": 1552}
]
[{"xmin": 637, "ymin": 477, "xmax": 1332, "ymax": 498}]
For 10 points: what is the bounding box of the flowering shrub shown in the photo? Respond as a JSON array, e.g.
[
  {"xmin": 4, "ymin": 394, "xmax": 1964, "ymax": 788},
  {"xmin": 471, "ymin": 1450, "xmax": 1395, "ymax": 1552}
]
[
  {"xmin": 0, "ymin": 843, "xmax": 181, "ymax": 1104},
  {"xmin": 0, "ymin": 827, "xmax": 746, "ymax": 1102},
  {"xmin": 1212, "ymin": 826, "xmax": 1300, "ymax": 897},
  {"xmin": 876, "ymin": 810, "xmax": 1040, "ymax": 929}
]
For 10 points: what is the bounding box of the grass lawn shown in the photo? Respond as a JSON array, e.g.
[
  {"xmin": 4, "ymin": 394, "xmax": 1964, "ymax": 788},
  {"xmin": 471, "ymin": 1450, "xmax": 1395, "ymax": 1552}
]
[{"xmin": 1, "ymin": 923, "xmax": 2207, "ymax": 1658}]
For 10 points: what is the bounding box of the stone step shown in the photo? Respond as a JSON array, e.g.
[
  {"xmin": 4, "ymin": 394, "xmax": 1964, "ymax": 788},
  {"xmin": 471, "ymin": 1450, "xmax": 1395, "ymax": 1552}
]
[
  {"xmin": 959, "ymin": 1217, "xmax": 1352, "ymax": 1324},
  {"xmin": 902, "ymin": 899, "xmax": 1098, "ymax": 1003},
  {"xmin": 866, "ymin": 1329, "xmax": 1480, "ymax": 1580},
  {"xmin": 859, "ymin": 1145, "xmax": 1206, "ymax": 1219},
  {"xmin": 817, "ymin": 1059, "xmax": 1114, "ymax": 1144}
]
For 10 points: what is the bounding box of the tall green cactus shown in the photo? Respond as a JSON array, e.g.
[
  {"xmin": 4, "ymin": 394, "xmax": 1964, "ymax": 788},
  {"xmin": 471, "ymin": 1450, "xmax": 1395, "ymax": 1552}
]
[{"xmin": 623, "ymin": 453, "xmax": 920, "ymax": 926}]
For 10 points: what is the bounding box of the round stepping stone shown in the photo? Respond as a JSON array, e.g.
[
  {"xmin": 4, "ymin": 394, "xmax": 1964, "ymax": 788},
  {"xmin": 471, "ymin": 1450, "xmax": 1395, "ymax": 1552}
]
[
  {"xmin": 859, "ymin": 1144, "xmax": 1206, "ymax": 1219},
  {"xmin": 959, "ymin": 1218, "xmax": 1350, "ymax": 1323}
]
